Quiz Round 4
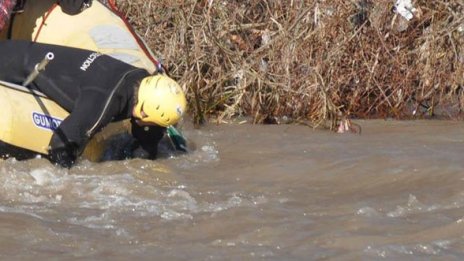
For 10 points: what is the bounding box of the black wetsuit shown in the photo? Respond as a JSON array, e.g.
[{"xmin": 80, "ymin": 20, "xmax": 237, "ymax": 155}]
[{"xmin": 0, "ymin": 40, "xmax": 164, "ymax": 167}]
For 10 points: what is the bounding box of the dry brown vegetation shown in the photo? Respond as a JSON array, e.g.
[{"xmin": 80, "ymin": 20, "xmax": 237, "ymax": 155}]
[{"xmin": 116, "ymin": 0, "xmax": 464, "ymax": 130}]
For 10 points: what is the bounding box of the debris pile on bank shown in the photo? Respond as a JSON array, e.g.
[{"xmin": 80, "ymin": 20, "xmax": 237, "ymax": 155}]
[{"xmin": 119, "ymin": 0, "xmax": 464, "ymax": 129}]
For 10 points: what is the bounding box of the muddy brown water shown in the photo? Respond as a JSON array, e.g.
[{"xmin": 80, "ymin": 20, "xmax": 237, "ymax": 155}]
[{"xmin": 0, "ymin": 120, "xmax": 463, "ymax": 260}]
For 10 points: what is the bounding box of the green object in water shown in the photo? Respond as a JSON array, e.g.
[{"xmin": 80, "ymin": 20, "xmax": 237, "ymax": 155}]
[{"xmin": 166, "ymin": 125, "xmax": 187, "ymax": 152}]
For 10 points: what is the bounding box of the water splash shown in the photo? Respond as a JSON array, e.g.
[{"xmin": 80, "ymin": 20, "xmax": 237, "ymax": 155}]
[{"xmin": 364, "ymin": 240, "xmax": 453, "ymax": 258}]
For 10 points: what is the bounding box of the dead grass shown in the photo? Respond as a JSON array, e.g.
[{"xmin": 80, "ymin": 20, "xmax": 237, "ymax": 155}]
[{"xmin": 116, "ymin": 0, "xmax": 464, "ymax": 129}]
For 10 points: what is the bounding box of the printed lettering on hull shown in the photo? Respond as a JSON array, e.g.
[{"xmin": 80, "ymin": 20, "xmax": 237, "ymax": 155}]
[{"xmin": 32, "ymin": 112, "xmax": 63, "ymax": 131}]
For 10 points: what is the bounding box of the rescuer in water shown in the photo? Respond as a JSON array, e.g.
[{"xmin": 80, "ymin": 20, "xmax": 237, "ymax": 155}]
[{"xmin": 0, "ymin": 40, "xmax": 187, "ymax": 168}]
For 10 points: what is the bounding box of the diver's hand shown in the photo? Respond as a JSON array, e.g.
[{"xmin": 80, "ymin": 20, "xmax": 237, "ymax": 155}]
[
  {"xmin": 48, "ymin": 145, "xmax": 77, "ymax": 168},
  {"xmin": 57, "ymin": 0, "xmax": 92, "ymax": 15}
]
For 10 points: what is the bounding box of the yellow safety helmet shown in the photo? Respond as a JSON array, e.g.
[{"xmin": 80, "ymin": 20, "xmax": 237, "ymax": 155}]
[{"xmin": 133, "ymin": 74, "xmax": 187, "ymax": 127}]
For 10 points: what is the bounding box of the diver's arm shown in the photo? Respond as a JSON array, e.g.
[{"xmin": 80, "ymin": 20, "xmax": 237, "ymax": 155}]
[
  {"xmin": 0, "ymin": 40, "xmax": 31, "ymax": 84},
  {"xmin": 48, "ymin": 90, "xmax": 116, "ymax": 167}
]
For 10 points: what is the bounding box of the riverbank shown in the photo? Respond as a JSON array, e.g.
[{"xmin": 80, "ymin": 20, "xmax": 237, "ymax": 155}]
[{"xmin": 117, "ymin": 0, "xmax": 464, "ymax": 130}]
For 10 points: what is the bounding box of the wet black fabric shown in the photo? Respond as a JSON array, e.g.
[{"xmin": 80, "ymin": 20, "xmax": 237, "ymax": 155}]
[
  {"xmin": 57, "ymin": 0, "xmax": 92, "ymax": 15},
  {"xmin": 0, "ymin": 40, "xmax": 164, "ymax": 166}
]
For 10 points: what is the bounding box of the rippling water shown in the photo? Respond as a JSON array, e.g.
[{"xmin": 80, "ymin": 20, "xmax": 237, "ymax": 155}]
[{"xmin": 0, "ymin": 120, "xmax": 463, "ymax": 260}]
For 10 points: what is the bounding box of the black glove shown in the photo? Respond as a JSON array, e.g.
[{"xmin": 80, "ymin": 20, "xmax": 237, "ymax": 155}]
[
  {"xmin": 57, "ymin": 0, "xmax": 92, "ymax": 15},
  {"xmin": 130, "ymin": 122, "xmax": 164, "ymax": 160},
  {"xmin": 48, "ymin": 144, "xmax": 78, "ymax": 168}
]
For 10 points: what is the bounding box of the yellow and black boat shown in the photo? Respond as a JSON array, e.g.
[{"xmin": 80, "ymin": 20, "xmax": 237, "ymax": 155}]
[
  {"xmin": 0, "ymin": 79, "xmax": 130, "ymax": 161},
  {"xmin": 0, "ymin": 0, "xmax": 184, "ymax": 162},
  {"xmin": 4, "ymin": 0, "xmax": 159, "ymax": 73}
]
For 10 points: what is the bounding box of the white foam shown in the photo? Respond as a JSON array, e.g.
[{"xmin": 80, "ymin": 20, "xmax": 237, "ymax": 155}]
[
  {"xmin": 357, "ymin": 207, "xmax": 381, "ymax": 217},
  {"xmin": 30, "ymin": 169, "xmax": 56, "ymax": 186}
]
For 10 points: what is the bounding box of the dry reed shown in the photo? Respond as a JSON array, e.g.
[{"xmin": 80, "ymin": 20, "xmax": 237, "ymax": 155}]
[{"xmin": 116, "ymin": 0, "xmax": 464, "ymax": 129}]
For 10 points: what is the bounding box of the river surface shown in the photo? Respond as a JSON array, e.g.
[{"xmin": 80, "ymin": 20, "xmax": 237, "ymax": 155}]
[{"xmin": 0, "ymin": 120, "xmax": 463, "ymax": 260}]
